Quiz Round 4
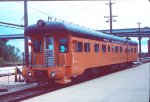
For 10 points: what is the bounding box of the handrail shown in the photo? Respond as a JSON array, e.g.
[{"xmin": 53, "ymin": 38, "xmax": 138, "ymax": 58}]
[{"xmin": 23, "ymin": 52, "xmax": 67, "ymax": 67}]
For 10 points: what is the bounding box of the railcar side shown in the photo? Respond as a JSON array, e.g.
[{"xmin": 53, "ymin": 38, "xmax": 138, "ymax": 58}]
[{"xmin": 68, "ymin": 36, "xmax": 138, "ymax": 77}]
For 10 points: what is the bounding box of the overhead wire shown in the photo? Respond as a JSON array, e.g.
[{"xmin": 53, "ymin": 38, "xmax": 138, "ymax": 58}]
[
  {"xmin": 15, "ymin": 1, "xmax": 110, "ymax": 29},
  {"xmin": 1, "ymin": 1, "xmax": 105, "ymax": 30},
  {"xmin": 0, "ymin": 24, "xmax": 24, "ymax": 30},
  {"xmin": 15, "ymin": 1, "xmax": 98, "ymax": 23},
  {"xmin": 16, "ymin": 1, "xmax": 63, "ymax": 21}
]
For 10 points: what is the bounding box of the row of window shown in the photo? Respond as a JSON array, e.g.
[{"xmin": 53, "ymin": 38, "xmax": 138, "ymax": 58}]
[
  {"xmin": 75, "ymin": 42, "xmax": 137, "ymax": 53},
  {"xmin": 32, "ymin": 39, "xmax": 137, "ymax": 54},
  {"xmin": 33, "ymin": 38, "xmax": 69, "ymax": 53}
]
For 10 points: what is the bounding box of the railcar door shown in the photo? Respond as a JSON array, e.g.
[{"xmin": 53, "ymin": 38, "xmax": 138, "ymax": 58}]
[{"xmin": 45, "ymin": 35, "xmax": 55, "ymax": 66}]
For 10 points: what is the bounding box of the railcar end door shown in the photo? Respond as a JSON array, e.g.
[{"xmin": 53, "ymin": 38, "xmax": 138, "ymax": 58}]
[{"xmin": 45, "ymin": 35, "xmax": 54, "ymax": 66}]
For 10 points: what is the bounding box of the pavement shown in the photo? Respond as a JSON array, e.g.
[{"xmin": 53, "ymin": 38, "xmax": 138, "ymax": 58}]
[
  {"xmin": 22, "ymin": 63, "xmax": 150, "ymax": 102},
  {"xmin": 0, "ymin": 66, "xmax": 22, "ymax": 75},
  {"xmin": 0, "ymin": 66, "xmax": 20, "ymax": 88}
]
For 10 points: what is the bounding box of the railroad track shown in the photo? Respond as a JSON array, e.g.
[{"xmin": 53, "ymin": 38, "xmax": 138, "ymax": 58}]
[
  {"xmin": 0, "ymin": 60, "xmax": 149, "ymax": 102},
  {"xmin": 0, "ymin": 70, "xmax": 112, "ymax": 101},
  {"xmin": 0, "ymin": 73, "xmax": 14, "ymax": 77},
  {"xmin": 0, "ymin": 82, "xmax": 68, "ymax": 102}
]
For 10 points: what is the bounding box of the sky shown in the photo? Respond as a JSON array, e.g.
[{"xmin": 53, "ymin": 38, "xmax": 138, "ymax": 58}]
[{"xmin": 0, "ymin": 0, "xmax": 150, "ymax": 53}]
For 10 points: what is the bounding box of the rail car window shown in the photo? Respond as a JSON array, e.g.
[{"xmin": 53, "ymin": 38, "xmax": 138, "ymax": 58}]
[
  {"xmin": 120, "ymin": 47, "xmax": 122, "ymax": 53},
  {"xmin": 102, "ymin": 45, "xmax": 106, "ymax": 53},
  {"xmin": 128, "ymin": 48, "xmax": 130, "ymax": 53},
  {"xmin": 112, "ymin": 46, "xmax": 114, "ymax": 53},
  {"xmin": 94, "ymin": 44, "xmax": 99, "ymax": 52},
  {"xmin": 59, "ymin": 38, "xmax": 68, "ymax": 53},
  {"xmin": 131, "ymin": 48, "xmax": 133, "ymax": 53},
  {"xmin": 33, "ymin": 40, "xmax": 42, "ymax": 52},
  {"xmin": 108, "ymin": 46, "xmax": 110, "ymax": 52},
  {"xmin": 134, "ymin": 48, "xmax": 136, "ymax": 53},
  {"xmin": 76, "ymin": 42, "xmax": 83, "ymax": 52},
  {"xmin": 84, "ymin": 43, "xmax": 90, "ymax": 52},
  {"xmin": 115, "ymin": 46, "xmax": 118, "ymax": 53},
  {"xmin": 125, "ymin": 48, "xmax": 127, "ymax": 53}
]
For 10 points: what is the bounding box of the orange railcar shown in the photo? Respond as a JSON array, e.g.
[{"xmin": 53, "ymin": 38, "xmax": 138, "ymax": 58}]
[{"xmin": 22, "ymin": 20, "xmax": 138, "ymax": 84}]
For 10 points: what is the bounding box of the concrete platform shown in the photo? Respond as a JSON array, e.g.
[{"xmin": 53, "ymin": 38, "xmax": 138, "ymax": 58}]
[
  {"xmin": 0, "ymin": 66, "xmax": 35, "ymax": 95},
  {"xmin": 0, "ymin": 66, "xmax": 22, "ymax": 75},
  {"xmin": 23, "ymin": 63, "xmax": 150, "ymax": 102},
  {"xmin": 0, "ymin": 66, "xmax": 23, "ymax": 87}
]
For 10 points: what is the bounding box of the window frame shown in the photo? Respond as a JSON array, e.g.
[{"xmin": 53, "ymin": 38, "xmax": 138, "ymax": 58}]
[
  {"xmin": 59, "ymin": 38, "xmax": 68, "ymax": 53},
  {"xmin": 108, "ymin": 46, "xmax": 110, "ymax": 52},
  {"xmin": 115, "ymin": 46, "xmax": 118, "ymax": 53},
  {"xmin": 33, "ymin": 39, "xmax": 42, "ymax": 53},
  {"xmin": 134, "ymin": 48, "xmax": 136, "ymax": 53},
  {"xmin": 84, "ymin": 42, "xmax": 90, "ymax": 52},
  {"xmin": 75, "ymin": 41, "xmax": 83, "ymax": 52},
  {"xmin": 120, "ymin": 46, "xmax": 122, "ymax": 53},
  {"xmin": 102, "ymin": 44, "xmax": 106, "ymax": 53},
  {"xmin": 94, "ymin": 44, "xmax": 99, "ymax": 52},
  {"xmin": 131, "ymin": 48, "xmax": 133, "ymax": 53}
]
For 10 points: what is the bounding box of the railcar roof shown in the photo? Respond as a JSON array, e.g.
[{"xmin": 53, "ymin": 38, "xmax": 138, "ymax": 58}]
[{"xmin": 25, "ymin": 20, "xmax": 137, "ymax": 45}]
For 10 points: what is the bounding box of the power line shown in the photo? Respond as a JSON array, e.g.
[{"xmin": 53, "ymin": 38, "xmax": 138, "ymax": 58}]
[
  {"xmin": 15, "ymin": 1, "xmax": 95, "ymax": 29},
  {"xmin": 16, "ymin": 1, "xmax": 62, "ymax": 21},
  {"xmin": 0, "ymin": 21, "xmax": 24, "ymax": 27},
  {"xmin": 0, "ymin": 24, "xmax": 24, "ymax": 30},
  {"xmin": 69, "ymin": 3, "xmax": 100, "ymax": 15},
  {"xmin": 0, "ymin": 21, "xmax": 24, "ymax": 30},
  {"xmin": 17, "ymin": 2, "xmax": 49, "ymax": 16}
]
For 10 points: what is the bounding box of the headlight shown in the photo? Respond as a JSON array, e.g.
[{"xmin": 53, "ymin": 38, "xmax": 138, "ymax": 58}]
[
  {"xmin": 37, "ymin": 20, "xmax": 45, "ymax": 27},
  {"xmin": 51, "ymin": 72, "xmax": 56, "ymax": 77},
  {"xmin": 28, "ymin": 72, "xmax": 32, "ymax": 76}
]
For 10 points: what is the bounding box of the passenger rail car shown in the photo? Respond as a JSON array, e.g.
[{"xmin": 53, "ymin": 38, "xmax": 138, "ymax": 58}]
[{"xmin": 22, "ymin": 20, "xmax": 138, "ymax": 84}]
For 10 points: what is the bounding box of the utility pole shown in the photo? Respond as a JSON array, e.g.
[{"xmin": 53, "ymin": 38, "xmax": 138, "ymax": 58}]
[
  {"xmin": 148, "ymin": 38, "xmax": 150, "ymax": 57},
  {"xmin": 105, "ymin": 0, "xmax": 117, "ymax": 35},
  {"xmin": 24, "ymin": 0, "xmax": 29, "ymax": 66},
  {"xmin": 137, "ymin": 22, "xmax": 142, "ymax": 61}
]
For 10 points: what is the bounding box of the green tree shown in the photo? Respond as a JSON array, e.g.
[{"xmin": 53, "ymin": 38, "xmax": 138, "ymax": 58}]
[
  {"xmin": 0, "ymin": 40, "xmax": 7, "ymax": 58},
  {"xmin": 0, "ymin": 40, "xmax": 21, "ymax": 65}
]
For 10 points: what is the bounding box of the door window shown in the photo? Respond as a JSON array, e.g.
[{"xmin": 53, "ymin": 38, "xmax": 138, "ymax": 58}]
[
  {"xmin": 45, "ymin": 37, "xmax": 53, "ymax": 50},
  {"xmin": 45, "ymin": 36, "xmax": 54, "ymax": 66}
]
